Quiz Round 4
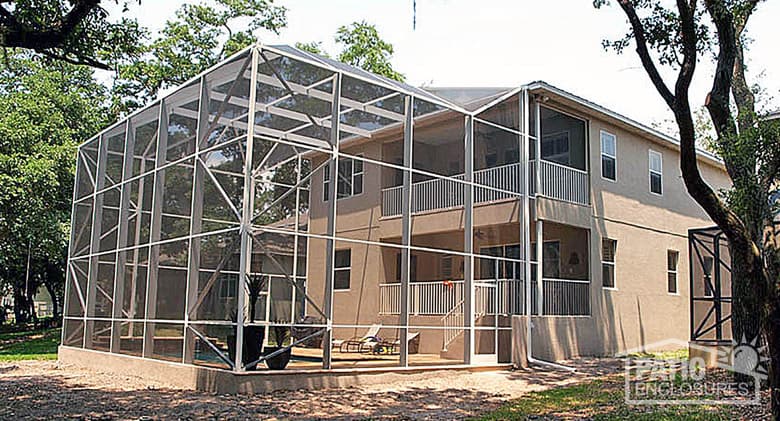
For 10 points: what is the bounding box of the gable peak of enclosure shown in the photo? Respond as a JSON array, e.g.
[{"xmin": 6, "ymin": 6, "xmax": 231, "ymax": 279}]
[{"xmin": 63, "ymin": 41, "xmax": 732, "ymax": 383}]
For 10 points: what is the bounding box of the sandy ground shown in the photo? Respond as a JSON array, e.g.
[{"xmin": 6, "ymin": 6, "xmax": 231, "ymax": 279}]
[{"xmin": 0, "ymin": 359, "xmax": 621, "ymax": 420}]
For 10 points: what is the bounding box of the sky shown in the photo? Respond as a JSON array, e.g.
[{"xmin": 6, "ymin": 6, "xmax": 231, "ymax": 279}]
[{"xmin": 106, "ymin": 0, "xmax": 780, "ymax": 133}]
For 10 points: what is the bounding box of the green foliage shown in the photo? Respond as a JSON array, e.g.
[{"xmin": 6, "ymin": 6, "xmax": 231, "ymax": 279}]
[
  {"xmin": 294, "ymin": 41, "xmax": 329, "ymax": 57},
  {"xmin": 336, "ymin": 21, "xmax": 405, "ymax": 82},
  {"xmin": 595, "ymin": 1, "xmax": 713, "ymax": 68},
  {"xmin": 0, "ymin": 1, "xmax": 146, "ymax": 70},
  {"xmin": 297, "ymin": 21, "xmax": 404, "ymax": 82},
  {"xmin": 0, "ymin": 51, "xmax": 109, "ymax": 323},
  {"xmin": 113, "ymin": 0, "xmax": 287, "ymax": 114},
  {"xmin": 0, "ymin": 327, "xmax": 60, "ymax": 361},
  {"xmin": 717, "ymin": 111, "xmax": 780, "ymax": 227}
]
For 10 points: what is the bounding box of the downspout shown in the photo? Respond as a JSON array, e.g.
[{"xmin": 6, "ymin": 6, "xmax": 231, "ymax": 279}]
[{"xmin": 521, "ymin": 86, "xmax": 575, "ymax": 372}]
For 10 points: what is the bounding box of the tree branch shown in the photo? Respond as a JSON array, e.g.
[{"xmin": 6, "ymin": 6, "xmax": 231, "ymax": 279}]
[
  {"xmin": 1, "ymin": 0, "xmax": 102, "ymax": 51},
  {"xmin": 617, "ymin": 0, "xmax": 676, "ymax": 107},
  {"xmin": 39, "ymin": 49, "xmax": 110, "ymax": 70}
]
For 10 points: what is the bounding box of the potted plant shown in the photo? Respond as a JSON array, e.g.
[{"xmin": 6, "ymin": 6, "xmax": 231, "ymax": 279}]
[
  {"xmin": 227, "ymin": 274, "xmax": 267, "ymax": 370},
  {"xmin": 264, "ymin": 324, "xmax": 292, "ymax": 370}
]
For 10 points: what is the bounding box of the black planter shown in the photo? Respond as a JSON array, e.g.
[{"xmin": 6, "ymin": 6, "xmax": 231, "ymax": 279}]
[
  {"xmin": 227, "ymin": 326, "xmax": 265, "ymax": 370},
  {"xmin": 263, "ymin": 346, "xmax": 292, "ymax": 370}
]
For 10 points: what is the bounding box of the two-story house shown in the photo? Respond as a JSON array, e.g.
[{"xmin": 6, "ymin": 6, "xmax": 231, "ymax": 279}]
[{"xmin": 60, "ymin": 44, "xmax": 730, "ymax": 380}]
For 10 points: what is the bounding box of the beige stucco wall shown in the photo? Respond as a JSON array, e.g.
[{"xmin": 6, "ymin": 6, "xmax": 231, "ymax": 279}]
[{"xmin": 302, "ymin": 93, "xmax": 732, "ymax": 361}]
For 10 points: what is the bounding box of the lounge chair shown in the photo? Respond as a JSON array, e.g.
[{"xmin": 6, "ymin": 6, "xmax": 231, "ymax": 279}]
[
  {"xmin": 334, "ymin": 324, "xmax": 382, "ymax": 353},
  {"xmin": 372, "ymin": 331, "xmax": 420, "ymax": 355}
]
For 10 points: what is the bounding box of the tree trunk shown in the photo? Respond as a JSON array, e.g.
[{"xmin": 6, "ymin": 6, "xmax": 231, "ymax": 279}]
[
  {"xmin": 765, "ymin": 296, "xmax": 780, "ymax": 419},
  {"xmin": 44, "ymin": 280, "xmax": 59, "ymax": 324},
  {"xmin": 730, "ymin": 246, "xmax": 767, "ymax": 382},
  {"xmin": 12, "ymin": 288, "xmax": 29, "ymax": 325}
]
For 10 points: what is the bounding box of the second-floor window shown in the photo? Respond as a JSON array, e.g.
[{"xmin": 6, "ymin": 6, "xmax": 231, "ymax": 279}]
[
  {"xmin": 649, "ymin": 150, "xmax": 663, "ymax": 195},
  {"xmin": 600, "ymin": 131, "xmax": 617, "ymax": 181},
  {"xmin": 323, "ymin": 156, "xmax": 364, "ymax": 201}
]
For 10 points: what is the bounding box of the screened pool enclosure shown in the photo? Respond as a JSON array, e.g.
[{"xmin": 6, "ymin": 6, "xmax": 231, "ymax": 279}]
[{"xmin": 63, "ymin": 44, "xmax": 586, "ymax": 372}]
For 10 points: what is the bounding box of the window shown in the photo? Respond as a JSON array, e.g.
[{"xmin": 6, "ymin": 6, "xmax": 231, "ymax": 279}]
[
  {"xmin": 479, "ymin": 244, "xmax": 522, "ymax": 279},
  {"xmin": 601, "ymin": 131, "xmax": 617, "ymax": 181},
  {"xmin": 602, "ymin": 239, "xmax": 617, "ymax": 288},
  {"xmin": 218, "ymin": 274, "xmax": 238, "ymax": 298},
  {"xmin": 667, "ymin": 250, "xmax": 679, "ymax": 294},
  {"xmin": 334, "ymin": 249, "xmax": 351, "ymax": 290},
  {"xmin": 649, "ymin": 150, "xmax": 663, "ymax": 194},
  {"xmin": 479, "ymin": 246, "xmax": 503, "ymax": 279},
  {"xmin": 441, "ymin": 255, "xmax": 453, "ymax": 279},
  {"xmin": 323, "ymin": 156, "xmax": 363, "ymax": 201}
]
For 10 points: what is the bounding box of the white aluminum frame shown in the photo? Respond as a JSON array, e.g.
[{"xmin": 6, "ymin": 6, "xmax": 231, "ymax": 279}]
[{"xmin": 63, "ymin": 43, "xmax": 596, "ymax": 373}]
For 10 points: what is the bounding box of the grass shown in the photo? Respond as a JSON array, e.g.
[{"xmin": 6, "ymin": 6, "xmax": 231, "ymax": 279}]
[
  {"xmin": 626, "ymin": 348, "xmax": 689, "ymax": 360},
  {"xmin": 475, "ymin": 375, "xmax": 746, "ymax": 421},
  {"xmin": 0, "ymin": 327, "xmax": 61, "ymax": 362}
]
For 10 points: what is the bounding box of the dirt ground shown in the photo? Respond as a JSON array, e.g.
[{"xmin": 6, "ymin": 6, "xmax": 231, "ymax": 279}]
[{"xmin": 0, "ymin": 359, "xmax": 621, "ymax": 420}]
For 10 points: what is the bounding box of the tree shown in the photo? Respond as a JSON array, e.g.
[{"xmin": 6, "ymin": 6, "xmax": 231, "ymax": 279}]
[
  {"xmin": 113, "ymin": 0, "xmax": 286, "ymax": 114},
  {"xmin": 336, "ymin": 21, "xmax": 404, "ymax": 82},
  {"xmin": 0, "ymin": 1, "xmax": 145, "ymax": 70},
  {"xmin": 297, "ymin": 21, "xmax": 405, "ymax": 82},
  {"xmin": 595, "ymin": 0, "xmax": 780, "ymax": 416},
  {"xmin": 294, "ymin": 41, "xmax": 328, "ymax": 57},
  {"xmin": 0, "ymin": 51, "xmax": 110, "ymax": 324}
]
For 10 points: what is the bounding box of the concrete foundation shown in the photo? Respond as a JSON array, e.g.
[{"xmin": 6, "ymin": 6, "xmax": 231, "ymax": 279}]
[{"xmin": 58, "ymin": 346, "xmax": 509, "ymax": 394}]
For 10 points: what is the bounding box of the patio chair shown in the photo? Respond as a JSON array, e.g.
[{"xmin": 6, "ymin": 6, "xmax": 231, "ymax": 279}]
[
  {"xmin": 372, "ymin": 331, "xmax": 420, "ymax": 355},
  {"xmin": 334, "ymin": 324, "xmax": 382, "ymax": 353}
]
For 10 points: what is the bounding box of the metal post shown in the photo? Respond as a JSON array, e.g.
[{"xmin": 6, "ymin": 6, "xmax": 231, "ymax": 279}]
[
  {"xmin": 534, "ymin": 99, "xmax": 542, "ymax": 196},
  {"xmin": 290, "ymin": 155, "xmax": 302, "ymax": 328},
  {"xmin": 142, "ymin": 99, "xmax": 168, "ymax": 358},
  {"xmin": 521, "ymin": 88, "xmax": 533, "ymax": 352},
  {"xmin": 399, "ymin": 95, "xmax": 413, "ymax": 367},
  {"xmin": 184, "ymin": 76, "xmax": 208, "ymax": 364},
  {"xmin": 235, "ymin": 47, "xmax": 260, "ymax": 371},
  {"xmin": 688, "ymin": 230, "xmax": 694, "ymax": 341},
  {"xmin": 536, "ymin": 220, "xmax": 544, "ymax": 316},
  {"xmin": 63, "ymin": 141, "xmax": 89, "ymax": 347},
  {"xmin": 85, "ymin": 133, "xmax": 108, "ymax": 348},
  {"xmin": 111, "ymin": 119, "xmax": 135, "ymax": 352},
  {"xmin": 463, "ymin": 115, "xmax": 474, "ymax": 364},
  {"xmin": 713, "ymin": 234, "xmax": 722, "ymax": 341},
  {"xmin": 322, "ymin": 72, "xmax": 341, "ymax": 369},
  {"xmin": 534, "ymin": 99, "xmax": 542, "ymax": 316}
]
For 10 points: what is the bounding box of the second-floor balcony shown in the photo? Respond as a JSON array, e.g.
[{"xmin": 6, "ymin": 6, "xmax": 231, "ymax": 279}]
[{"xmin": 381, "ymin": 159, "xmax": 589, "ymax": 217}]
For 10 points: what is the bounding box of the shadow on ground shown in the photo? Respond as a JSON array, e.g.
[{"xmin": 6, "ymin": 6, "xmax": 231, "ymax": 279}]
[{"xmin": 0, "ymin": 358, "xmax": 623, "ymax": 420}]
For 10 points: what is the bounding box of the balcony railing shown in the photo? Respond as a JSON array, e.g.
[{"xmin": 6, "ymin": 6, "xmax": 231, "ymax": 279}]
[
  {"xmin": 379, "ymin": 278, "xmax": 590, "ymax": 316},
  {"xmin": 381, "ymin": 160, "xmax": 588, "ymax": 217},
  {"xmin": 533, "ymin": 160, "xmax": 590, "ymax": 205}
]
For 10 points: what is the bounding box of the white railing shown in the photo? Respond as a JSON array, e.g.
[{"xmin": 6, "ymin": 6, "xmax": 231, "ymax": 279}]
[
  {"xmin": 379, "ymin": 281, "xmax": 463, "ymax": 316},
  {"xmin": 441, "ymin": 300, "xmax": 464, "ymax": 351},
  {"xmin": 379, "ymin": 278, "xmax": 589, "ymax": 316},
  {"xmin": 381, "ymin": 160, "xmax": 589, "ymax": 217},
  {"xmin": 381, "ymin": 162, "xmax": 522, "ymax": 217},
  {"xmin": 541, "ymin": 278, "xmax": 590, "ymax": 316},
  {"xmin": 535, "ymin": 160, "xmax": 589, "ymax": 205}
]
